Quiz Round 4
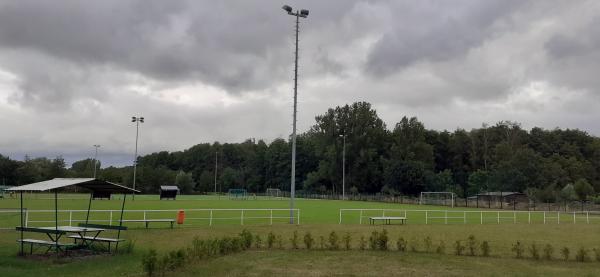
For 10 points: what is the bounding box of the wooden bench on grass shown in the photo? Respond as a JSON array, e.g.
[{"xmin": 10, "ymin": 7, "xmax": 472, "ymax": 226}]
[
  {"xmin": 16, "ymin": 227, "xmax": 74, "ymax": 254},
  {"xmin": 67, "ymin": 223, "xmax": 127, "ymax": 253},
  {"xmin": 122, "ymin": 219, "xmax": 175, "ymax": 229},
  {"xmin": 369, "ymin": 216, "xmax": 407, "ymax": 225}
]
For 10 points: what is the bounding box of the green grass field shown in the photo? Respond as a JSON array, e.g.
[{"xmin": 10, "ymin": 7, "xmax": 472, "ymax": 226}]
[{"xmin": 1, "ymin": 194, "xmax": 600, "ymax": 276}]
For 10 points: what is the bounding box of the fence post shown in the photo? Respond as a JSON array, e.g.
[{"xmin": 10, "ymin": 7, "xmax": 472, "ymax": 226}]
[
  {"xmin": 241, "ymin": 210, "xmax": 244, "ymax": 225},
  {"xmin": 297, "ymin": 209, "xmax": 300, "ymax": 225},
  {"xmin": 528, "ymin": 212, "xmax": 530, "ymax": 224},
  {"xmin": 359, "ymin": 210, "xmax": 363, "ymax": 225},
  {"xmin": 271, "ymin": 210, "xmax": 273, "ymax": 225},
  {"xmin": 339, "ymin": 210, "xmax": 342, "ymax": 224},
  {"xmin": 557, "ymin": 212, "xmax": 560, "ymax": 224},
  {"xmin": 143, "ymin": 211, "xmax": 146, "ymax": 221},
  {"xmin": 382, "ymin": 210, "xmax": 386, "ymax": 217},
  {"xmin": 109, "ymin": 211, "xmax": 113, "ymax": 226},
  {"xmin": 25, "ymin": 210, "xmax": 29, "ymax": 227},
  {"xmin": 209, "ymin": 210, "xmax": 213, "ymax": 226},
  {"xmin": 463, "ymin": 211, "xmax": 466, "ymax": 224},
  {"xmin": 587, "ymin": 211, "xmax": 589, "ymax": 224},
  {"xmin": 69, "ymin": 211, "xmax": 72, "ymax": 226},
  {"xmin": 480, "ymin": 212, "xmax": 483, "ymax": 224},
  {"xmin": 425, "ymin": 211, "xmax": 428, "ymax": 224},
  {"xmin": 543, "ymin": 211, "xmax": 546, "ymax": 224},
  {"xmin": 497, "ymin": 211, "xmax": 499, "ymax": 224},
  {"xmin": 573, "ymin": 212, "xmax": 576, "ymax": 224}
]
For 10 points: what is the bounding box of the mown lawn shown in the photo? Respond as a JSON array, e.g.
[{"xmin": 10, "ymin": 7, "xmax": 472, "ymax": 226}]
[{"xmin": 1, "ymin": 195, "xmax": 600, "ymax": 276}]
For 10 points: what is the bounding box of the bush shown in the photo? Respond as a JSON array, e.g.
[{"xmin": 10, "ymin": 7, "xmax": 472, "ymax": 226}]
[
  {"xmin": 575, "ymin": 247, "xmax": 588, "ymax": 262},
  {"xmin": 561, "ymin": 247, "xmax": 570, "ymax": 261},
  {"xmin": 512, "ymin": 241, "xmax": 524, "ymax": 259},
  {"xmin": 529, "ymin": 244, "xmax": 540, "ymax": 260},
  {"xmin": 142, "ymin": 249, "xmax": 158, "ymax": 277},
  {"xmin": 409, "ymin": 238, "xmax": 419, "ymax": 252},
  {"xmin": 436, "ymin": 240, "xmax": 446, "ymax": 254},
  {"xmin": 303, "ymin": 232, "xmax": 314, "ymax": 250},
  {"xmin": 368, "ymin": 230, "xmax": 379, "ymax": 250},
  {"xmin": 454, "ymin": 240, "xmax": 465, "ymax": 256},
  {"xmin": 267, "ymin": 232, "xmax": 276, "ymax": 249},
  {"xmin": 319, "ymin": 235, "xmax": 326, "ymax": 249},
  {"xmin": 254, "ymin": 235, "xmax": 262, "ymax": 249},
  {"xmin": 359, "ymin": 236, "xmax": 366, "ymax": 250},
  {"xmin": 378, "ymin": 229, "xmax": 389, "ymax": 251},
  {"xmin": 276, "ymin": 235, "xmax": 284, "ymax": 249},
  {"xmin": 543, "ymin": 244, "xmax": 554, "ymax": 260},
  {"xmin": 593, "ymin": 248, "xmax": 600, "ymax": 262},
  {"xmin": 467, "ymin": 235, "xmax": 478, "ymax": 256},
  {"xmin": 239, "ymin": 229, "xmax": 253, "ymax": 249},
  {"xmin": 342, "ymin": 232, "xmax": 352, "ymax": 250},
  {"xmin": 396, "ymin": 237, "xmax": 407, "ymax": 252},
  {"xmin": 481, "ymin": 241, "xmax": 490, "ymax": 257},
  {"xmin": 328, "ymin": 231, "xmax": 340, "ymax": 250},
  {"xmin": 291, "ymin": 231, "xmax": 299, "ymax": 249},
  {"xmin": 423, "ymin": 236, "xmax": 432, "ymax": 253}
]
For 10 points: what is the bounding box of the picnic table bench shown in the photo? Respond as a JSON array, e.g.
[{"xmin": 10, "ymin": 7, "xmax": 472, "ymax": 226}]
[
  {"xmin": 122, "ymin": 219, "xmax": 175, "ymax": 228},
  {"xmin": 369, "ymin": 216, "xmax": 407, "ymax": 225},
  {"xmin": 66, "ymin": 223, "xmax": 127, "ymax": 253},
  {"xmin": 16, "ymin": 226, "xmax": 82, "ymax": 254}
]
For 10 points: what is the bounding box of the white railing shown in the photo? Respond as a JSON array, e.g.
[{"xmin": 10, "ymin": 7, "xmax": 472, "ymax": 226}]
[
  {"xmin": 0, "ymin": 208, "xmax": 300, "ymax": 229},
  {"xmin": 339, "ymin": 209, "xmax": 599, "ymax": 225}
]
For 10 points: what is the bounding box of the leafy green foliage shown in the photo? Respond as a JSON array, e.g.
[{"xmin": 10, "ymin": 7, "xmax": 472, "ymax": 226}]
[
  {"xmin": 575, "ymin": 247, "xmax": 588, "ymax": 262},
  {"xmin": 561, "ymin": 247, "xmax": 570, "ymax": 261},
  {"xmin": 529, "ymin": 244, "xmax": 540, "ymax": 260},
  {"xmin": 328, "ymin": 231, "xmax": 340, "ymax": 250},
  {"xmin": 467, "ymin": 235, "xmax": 478, "ymax": 256},
  {"xmin": 512, "ymin": 241, "xmax": 524, "ymax": 259},
  {"xmin": 481, "ymin": 241, "xmax": 490, "ymax": 257},
  {"xmin": 290, "ymin": 231, "xmax": 299, "ymax": 249},
  {"xmin": 142, "ymin": 249, "xmax": 158, "ymax": 277},
  {"xmin": 342, "ymin": 233, "xmax": 352, "ymax": 250},
  {"xmin": 543, "ymin": 244, "xmax": 554, "ymax": 260},
  {"xmin": 454, "ymin": 240, "xmax": 465, "ymax": 256},
  {"xmin": 303, "ymin": 232, "xmax": 314, "ymax": 250}
]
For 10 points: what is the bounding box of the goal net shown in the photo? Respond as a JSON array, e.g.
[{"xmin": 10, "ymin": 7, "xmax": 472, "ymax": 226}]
[
  {"xmin": 227, "ymin": 189, "xmax": 248, "ymax": 200},
  {"xmin": 420, "ymin": 192, "xmax": 455, "ymax": 207},
  {"xmin": 266, "ymin": 188, "xmax": 282, "ymax": 199}
]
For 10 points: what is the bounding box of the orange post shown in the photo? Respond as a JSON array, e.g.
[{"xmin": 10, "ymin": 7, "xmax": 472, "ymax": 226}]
[{"xmin": 177, "ymin": 210, "xmax": 185, "ymax": 225}]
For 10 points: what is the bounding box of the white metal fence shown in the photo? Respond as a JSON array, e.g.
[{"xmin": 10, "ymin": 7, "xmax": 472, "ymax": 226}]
[
  {"xmin": 0, "ymin": 208, "xmax": 300, "ymax": 229},
  {"xmin": 339, "ymin": 209, "xmax": 600, "ymax": 225}
]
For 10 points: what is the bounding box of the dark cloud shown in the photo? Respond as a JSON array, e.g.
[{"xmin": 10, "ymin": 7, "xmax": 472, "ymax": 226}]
[{"xmin": 365, "ymin": 0, "xmax": 526, "ymax": 76}]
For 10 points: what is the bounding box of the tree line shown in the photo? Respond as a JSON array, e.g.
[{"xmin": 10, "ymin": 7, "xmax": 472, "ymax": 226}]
[{"xmin": 1, "ymin": 101, "xmax": 599, "ymax": 202}]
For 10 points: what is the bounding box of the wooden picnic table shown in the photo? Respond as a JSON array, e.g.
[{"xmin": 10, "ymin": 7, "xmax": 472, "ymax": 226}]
[
  {"xmin": 17, "ymin": 226, "xmax": 106, "ymax": 254},
  {"xmin": 369, "ymin": 216, "xmax": 407, "ymax": 225}
]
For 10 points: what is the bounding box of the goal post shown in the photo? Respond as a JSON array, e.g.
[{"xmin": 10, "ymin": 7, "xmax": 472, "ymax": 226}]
[
  {"xmin": 266, "ymin": 188, "xmax": 282, "ymax": 198},
  {"xmin": 227, "ymin": 189, "xmax": 248, "ymax": 200},
  {"xmin": 420, "ymin": 192, "xmax": 455, "ymax": 208}
]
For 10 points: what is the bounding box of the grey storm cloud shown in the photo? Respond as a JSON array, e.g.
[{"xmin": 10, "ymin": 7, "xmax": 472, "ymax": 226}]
[
  {"xmin": 1, "ymin": 0, "xmax": 600, "ymax": 166},
  {"xmin": 365, "ymin": 0, "xmax": 527, "ymax": 76}
]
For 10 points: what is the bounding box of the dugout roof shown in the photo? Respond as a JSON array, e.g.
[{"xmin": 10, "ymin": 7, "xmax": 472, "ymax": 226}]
[{"xmin": 7, "ymin": 178, "xmax": 139, "ymax": 193}]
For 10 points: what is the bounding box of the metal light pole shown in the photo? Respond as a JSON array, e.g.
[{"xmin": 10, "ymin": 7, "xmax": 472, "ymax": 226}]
[
  {"xmin": 339, "ymin": 135, "xmax": 346, "ymax": 200},
  {"xmin": 132, "ymin": 116, "xmax": 144, "ymax": 200},
  {"xmin": 282, "ymin": 5, "xmax": 309, "ymax": 224},
  {"xmin": 92, "ymin": 145, "xmax": 100, "ymax": 179},
  {"xmin": 214, "ymin": 151, "xmax": 218, "ymax": 194}
]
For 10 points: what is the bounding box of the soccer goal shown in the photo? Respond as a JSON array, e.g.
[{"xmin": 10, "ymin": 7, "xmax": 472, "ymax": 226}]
[
  {"xmin": 266, "ymin": 188, "xmax": 282, "ymax": 199},
  {"xmin": 228, "ymin": 189, "xmax": 248, "ymax": 200},
  {"xmin": 419, "ymin": 192, "xmax": 456, "ymax": 207}
]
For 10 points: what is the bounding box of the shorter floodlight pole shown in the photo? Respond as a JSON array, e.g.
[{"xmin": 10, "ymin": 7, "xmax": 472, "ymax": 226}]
[
  {"xmin": 341, "ymin": 134, "xmax": 346, "ymax": 200},
  {"xmin": 93, "ymin": 145, "xmax": 100, "ymax": 179}
]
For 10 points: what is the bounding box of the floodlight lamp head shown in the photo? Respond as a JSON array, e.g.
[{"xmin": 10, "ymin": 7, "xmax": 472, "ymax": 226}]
[
  {"xmin": 300, "ymin": 9, "xmax": 309, "ymax": 17},
  {"xmin": 131, "ymin": 116, "xmax": 136, "ymax": 122},
  {"xmin": 282, "ymin": 5, "xmax": 293, "ymax": 13},
  {"xmin": 140, "ymin": 117, "xmax": 144, "ymax": 123}
]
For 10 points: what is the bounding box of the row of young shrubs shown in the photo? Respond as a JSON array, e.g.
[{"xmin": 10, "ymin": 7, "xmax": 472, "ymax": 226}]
[
  {"xmin": 142, "ymin": 229, "xmax": 600, "ymax": 276},
  {"xmin": 511, "ymin": 241, "xmax": 600, "ymax": 262}
]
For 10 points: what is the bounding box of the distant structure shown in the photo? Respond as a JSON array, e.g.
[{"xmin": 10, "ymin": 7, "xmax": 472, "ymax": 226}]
[{"xmin": 160, "ymin": 185, "xmax": 179, "ymax": 200}]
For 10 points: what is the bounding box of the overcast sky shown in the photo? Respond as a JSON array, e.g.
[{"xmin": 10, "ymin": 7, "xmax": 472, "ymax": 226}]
[{"xmin": 1, "ymin": 0, "xmax": 599, "ymax": 167}]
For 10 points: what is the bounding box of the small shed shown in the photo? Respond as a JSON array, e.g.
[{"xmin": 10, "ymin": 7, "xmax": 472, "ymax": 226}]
[{"xmin": 160, "ymin": 185, "xmax": 179, "ymax": 200}]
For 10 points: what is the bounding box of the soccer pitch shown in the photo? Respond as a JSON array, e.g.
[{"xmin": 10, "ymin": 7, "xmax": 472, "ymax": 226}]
[{"xmin": 2, "ymin": 195, "xmax": 600, "ymax": 276}]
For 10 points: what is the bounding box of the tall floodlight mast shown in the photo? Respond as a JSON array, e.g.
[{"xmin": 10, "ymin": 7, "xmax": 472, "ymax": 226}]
[
  {"xmin": 132, "ymin": 116, "xmax": 144, "ymax": 200},
  {"xmin": 282, "ymin": 5, "xmax": 309, "ymax": 224}
]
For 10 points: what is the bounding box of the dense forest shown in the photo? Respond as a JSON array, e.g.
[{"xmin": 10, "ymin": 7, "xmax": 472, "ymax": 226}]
[{"xmin": 1, "ymin": 102, "xmax": 599, "ymax": 203}]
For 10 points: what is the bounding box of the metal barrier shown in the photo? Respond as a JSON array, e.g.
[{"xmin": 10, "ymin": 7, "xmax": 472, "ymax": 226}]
[
  {"xmin": 0, "ymin": 208, "xmax": 300, "ymax": 229},
  {"xmin": 339, "ymin": 209, "xmax": 599, "ymax": 225}
]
